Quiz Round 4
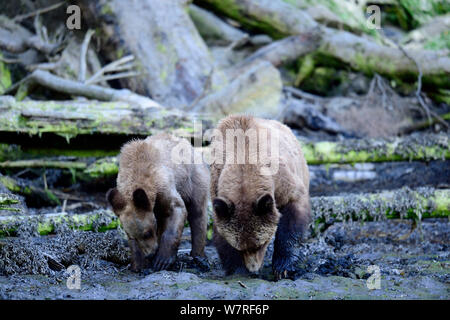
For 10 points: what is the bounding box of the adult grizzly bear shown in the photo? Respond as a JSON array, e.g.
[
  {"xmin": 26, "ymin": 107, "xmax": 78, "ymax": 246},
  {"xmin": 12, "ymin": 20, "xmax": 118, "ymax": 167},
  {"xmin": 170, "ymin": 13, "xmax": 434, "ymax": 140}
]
[
  {"xmin": 107, "ymin": 133, "xmax": 209, "ymax": 272},
  {"xmin": 210, "ymin": 115, "xmax": 311, "ymax": 279}
]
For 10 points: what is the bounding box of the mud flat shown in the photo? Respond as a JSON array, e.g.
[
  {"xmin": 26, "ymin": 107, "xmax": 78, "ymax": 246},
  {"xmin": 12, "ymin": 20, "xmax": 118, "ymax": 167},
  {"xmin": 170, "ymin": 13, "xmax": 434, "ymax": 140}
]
[{"xmin": 0, "ymin": 218, "xmax": 448, "ymax": 300}]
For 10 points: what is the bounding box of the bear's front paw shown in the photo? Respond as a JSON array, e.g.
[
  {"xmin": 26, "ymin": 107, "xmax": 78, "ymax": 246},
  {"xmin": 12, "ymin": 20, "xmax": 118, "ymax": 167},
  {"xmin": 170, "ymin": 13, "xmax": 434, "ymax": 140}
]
[
  {"xmin": 152, "ymin": 252, "xmax": 176, "ymax": 271},
  {"xmin": 272, "ymin": 256, "xmax": 297, "ymax": 281}
]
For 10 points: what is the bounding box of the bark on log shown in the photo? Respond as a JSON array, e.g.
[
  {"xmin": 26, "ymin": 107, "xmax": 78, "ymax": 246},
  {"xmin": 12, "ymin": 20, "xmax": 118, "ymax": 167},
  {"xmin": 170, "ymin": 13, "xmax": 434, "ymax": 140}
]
[
  {"xmin": 312, "ymin": 188, "xmax": 450, "ymax": 231},
  {"xmin": 189, "ymin": 4, "xmax": 249, "ymax": 45},
  {"xmin": 1, "ymin": 134, "xmax": 448, "ymax": 183},
  {"xmin": 197, "ymin": 0, "xmax": 318, "ymax": 38},
  {"xmin": 197, "ymin": 0, "xmax": 450, "ymax": 87},
  {"xmin": 0, "ymin": 210, "xmax": 119, "ymax": 237},
  {"xmin": 0, "ymin": 96, "xmax": 210, "ymax": 142},
  {"xmin": 80, "ymin": 0, "xmax": 215, "ymax": 108},
  {"xmin": 1, "ymin": 188, "xmax": 448, "ymax": 237},
  {"xmin": 236, "ymin": 33, "xmax": 320, "ymax": 68}
]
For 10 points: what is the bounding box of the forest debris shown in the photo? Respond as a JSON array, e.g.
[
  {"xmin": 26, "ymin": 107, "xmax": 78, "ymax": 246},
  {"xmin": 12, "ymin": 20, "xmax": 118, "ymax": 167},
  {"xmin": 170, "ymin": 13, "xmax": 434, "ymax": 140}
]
[
  {"xmin": 80, "ymin": 0, "xmax": 215, "ymax": 107},
  {"xmin": 280, "ymin": 98, "xmax": 346, "ymax": 135},
  {"xmin": 188, "ymin": 4, "xmax": 249, "ymax": 46},
  {"xmin": 0, "ymin": 15, "xmax": 61, "ymax": 55},
  {"xmin": 1, "ymin": 188, "xmax": 448, "ymax": 238},
  {"xmin": 5, "ymin": 70, "xmax": 162, "ymax": 109},
  {"xmin": 194, "ymin": 59, "xmax": 282, "ymax": 119},
  {"xmin": 1, "ymin": 134, "xmax": 448, "ymax": 185},
  {"xmin": 0, "ymin": 175, "xmax": 60, "ymax": 207},
  {"xmin": 0, "ymin": 209, "xmax": 119, "ymax": 237},
  {"xmin": 0, "ymin": 96, "xmax": 209, "ymax": 142},
  {"xmin": 301, "ymin": 133, "xmax": 450, "ymax": 165},
  {"xmin": 311, "ymin": 187, "xmax": 450, "ymax": 233},
  {"xmin": 197, "ymin": 0, "xmax": 318, "ymax": 38},
  {"xmin": 197, "ymin": 0, "xmax": 450, "ymax": 86},
  {"xmin": 235, "ymin": 33, "xmax": 320, "ymax": 69}
]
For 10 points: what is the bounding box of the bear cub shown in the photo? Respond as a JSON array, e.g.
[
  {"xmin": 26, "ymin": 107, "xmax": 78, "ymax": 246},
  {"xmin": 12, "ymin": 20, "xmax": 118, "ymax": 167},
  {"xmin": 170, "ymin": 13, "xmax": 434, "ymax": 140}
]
[
  {"xmin": 107, "ymin": 133, "xmax": 209, "ymax": 272},
  {"xmin": 210, "ymin": 115, "xmax": 311, "ymax": 280}
]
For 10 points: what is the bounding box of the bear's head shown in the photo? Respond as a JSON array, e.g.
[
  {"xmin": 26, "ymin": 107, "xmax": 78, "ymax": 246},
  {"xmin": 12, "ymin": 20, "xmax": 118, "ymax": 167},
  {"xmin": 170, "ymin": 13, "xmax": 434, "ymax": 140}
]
[
  {"xmin": 106, "ymin": 187, "xmax": 158, "ymax": 259},
  {"xmin": 213, "ymin": 192, "xmax": 280, "ymax": 272}
]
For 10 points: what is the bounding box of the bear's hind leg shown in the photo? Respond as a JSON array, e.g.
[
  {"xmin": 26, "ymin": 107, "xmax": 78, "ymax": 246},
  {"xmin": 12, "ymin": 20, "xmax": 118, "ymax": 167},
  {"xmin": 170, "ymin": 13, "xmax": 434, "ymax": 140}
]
[{"xmin": 272, "ymin": 200, "xmax": 311, "ymax": 280}]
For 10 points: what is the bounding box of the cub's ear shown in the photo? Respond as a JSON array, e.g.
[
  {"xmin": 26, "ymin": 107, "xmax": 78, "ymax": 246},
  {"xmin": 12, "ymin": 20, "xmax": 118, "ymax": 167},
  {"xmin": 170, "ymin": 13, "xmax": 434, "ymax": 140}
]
[
  {"xmin": 255, "ymin": 193, "xmax": 274, "ymax": 216},
  {"xmin": 133, "ymin": 188, "xmax": 151, "ymax": 211},
  {"xmin": 213, "ymin": 197, "xmax": 234, "ymax": 219},
  {"xmin": 106, "ymin": 188, "xmax": 125, "ymax": 214}
]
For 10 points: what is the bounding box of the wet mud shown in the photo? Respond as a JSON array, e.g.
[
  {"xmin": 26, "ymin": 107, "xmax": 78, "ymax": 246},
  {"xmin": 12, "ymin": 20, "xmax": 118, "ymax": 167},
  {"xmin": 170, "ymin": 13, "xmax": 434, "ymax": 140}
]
[{"xmin": 1, "ymin": 217, "xmax": 448, "ymax": 299}]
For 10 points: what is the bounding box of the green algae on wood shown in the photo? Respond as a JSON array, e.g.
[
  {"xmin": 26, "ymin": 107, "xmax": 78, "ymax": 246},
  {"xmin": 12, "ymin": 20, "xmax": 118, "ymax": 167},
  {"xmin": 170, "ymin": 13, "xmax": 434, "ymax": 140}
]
[
  {"xmin": 0, "ymin": 97, "xmax": 210, "ymax": 142},
  {"xmin": 300, "ymin": 133, "xmax": 450, "ymax": 165},
  {"xmin": 0, "ymin": 210, "xmax": 119, "ymax": 237},
  {"xmin": 311, "ymin": 188, "xmax": 450, "ymax": 233}
]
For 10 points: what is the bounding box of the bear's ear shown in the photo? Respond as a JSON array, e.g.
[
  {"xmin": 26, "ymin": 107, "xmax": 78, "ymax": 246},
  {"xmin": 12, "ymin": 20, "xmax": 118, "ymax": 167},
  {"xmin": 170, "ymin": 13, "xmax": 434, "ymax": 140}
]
[
  {"xmin": 255, "ymin": 193, "xmax": 274, "ymax": 216},
  {"xmin": 213, "ymin": 197, "xmax": 234, "ymax": 219},
  {"xmin": 106, "ymin": 188, "xmax": 125, "ymax": 214},
  {"xmin": 133, "ymin": 188, "xmax": 151, "ymax": 211}
]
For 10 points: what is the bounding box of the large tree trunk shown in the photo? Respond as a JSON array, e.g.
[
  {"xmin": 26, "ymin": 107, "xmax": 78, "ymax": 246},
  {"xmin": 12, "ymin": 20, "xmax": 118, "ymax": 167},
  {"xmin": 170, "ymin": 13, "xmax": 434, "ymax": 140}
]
[{"xmin": 79, "ymin": 0, "xmax": 215, "ymax": 108}]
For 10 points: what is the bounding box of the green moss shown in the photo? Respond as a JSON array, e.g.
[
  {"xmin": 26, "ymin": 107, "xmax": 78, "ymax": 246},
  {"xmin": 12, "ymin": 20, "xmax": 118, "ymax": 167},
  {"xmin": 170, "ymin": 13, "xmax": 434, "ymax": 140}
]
[
  {"xmin": 0, "ymin": 54, "xmax": 12, "ymax": 95},
  {"xmin": 424, "ymin": 30, "xmax": 450, "ymax": 50}
]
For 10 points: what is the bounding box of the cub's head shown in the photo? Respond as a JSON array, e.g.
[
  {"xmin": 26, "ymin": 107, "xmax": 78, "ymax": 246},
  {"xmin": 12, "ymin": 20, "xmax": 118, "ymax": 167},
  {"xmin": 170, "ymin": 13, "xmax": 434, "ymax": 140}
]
[
  {"xmin": 106, "ymin": 187, "xmax": 158, "ymax": 259},
  {"xmin": 213, "ymin": 193, "xmax": 280, "ymax": 272}
]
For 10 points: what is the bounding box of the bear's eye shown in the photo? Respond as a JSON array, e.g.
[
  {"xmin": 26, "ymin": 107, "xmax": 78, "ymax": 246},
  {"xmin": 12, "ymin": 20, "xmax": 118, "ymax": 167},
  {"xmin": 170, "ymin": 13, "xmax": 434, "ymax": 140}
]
[{"xmin": 143, "ymin": 230, "xmax": 153, "ymax": 240}]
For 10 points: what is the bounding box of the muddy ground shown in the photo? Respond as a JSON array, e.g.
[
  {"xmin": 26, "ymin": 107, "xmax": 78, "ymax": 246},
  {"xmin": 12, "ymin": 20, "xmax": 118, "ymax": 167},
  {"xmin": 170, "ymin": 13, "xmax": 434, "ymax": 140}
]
[{"xmin": 0, "ymin": 216, "xmax": 448, "ymax": 300}]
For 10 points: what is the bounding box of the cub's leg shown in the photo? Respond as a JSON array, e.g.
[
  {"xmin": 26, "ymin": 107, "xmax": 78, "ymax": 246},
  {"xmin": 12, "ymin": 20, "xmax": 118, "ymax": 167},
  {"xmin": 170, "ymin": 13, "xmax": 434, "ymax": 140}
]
[
  {"xmin": 128, "ymin": 239, "xmax": 146, "ymax": 272},
  {"xmin": 186, "ymin": 193, "xmax": 207, "ymax": 257},
  {"xmin": 272, "ymin": 199, "xmax": 311, "ymax": 280},
  {"xmin": 153, "ymin": 193, "xmax": 187, "ymax": 271},
  {"xmin": 213, "ymin": 226, "xmax": 247, "ymax": 275}
]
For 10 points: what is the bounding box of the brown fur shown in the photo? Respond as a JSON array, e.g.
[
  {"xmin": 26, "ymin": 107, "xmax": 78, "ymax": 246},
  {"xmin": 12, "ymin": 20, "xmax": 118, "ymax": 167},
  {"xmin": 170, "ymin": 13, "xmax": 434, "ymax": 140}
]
[
  {"xmin": 210, "ymin": 115, "xmax": 311, "ymax": 279},
  {"xmin": 107, "ymin": 133, "xmax": 209, "ymax": 272}
]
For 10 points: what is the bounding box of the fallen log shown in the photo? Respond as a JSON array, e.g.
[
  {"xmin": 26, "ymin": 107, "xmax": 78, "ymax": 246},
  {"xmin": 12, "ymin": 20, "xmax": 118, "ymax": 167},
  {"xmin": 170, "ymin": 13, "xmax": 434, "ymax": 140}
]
[
  {"xmin": 0, "ymin": 209, "xmax": 119, "ymax": 237},
  {"xmin": 188, "ymin": 4, "xmax": 249, "ymax": 46},
  {"xmin": 196, "ymin": 0, "xmax": 318, "ymax": 38},
  {"xmin": 0, "ymin": 96, "xmax": 210, "ymax": 144},
  {"xmin": 301, "ymin": 133, "xmax": 450, "ymax": 165},
  {"xmin": 235, "ymin": 33, "xmax": 320, "ymax": 69},
  {"xmin": 312, "ymin": 188, "xmax": 450, "ymax": 232},
  {"xmin": 7, "ymin": 70, "xmax": 163, "ymax": 109},
  {"xmin": 0, "ymin": 134, "xmax": 448, "ymax": 183},
  {"xmin": 1, "ymin": 188, "xmax": 448, "ymax": 237},
  {"xmin": 197, "ymin": 0, "xmax": 450, "ymax": 87}
]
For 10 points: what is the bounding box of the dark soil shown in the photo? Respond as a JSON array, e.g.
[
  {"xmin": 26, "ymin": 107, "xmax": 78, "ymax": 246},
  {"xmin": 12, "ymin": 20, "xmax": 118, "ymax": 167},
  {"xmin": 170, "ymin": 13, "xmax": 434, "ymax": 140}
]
[{"xmin": 0, "ymin": 217, "xmax": 448, "ymax": 299}]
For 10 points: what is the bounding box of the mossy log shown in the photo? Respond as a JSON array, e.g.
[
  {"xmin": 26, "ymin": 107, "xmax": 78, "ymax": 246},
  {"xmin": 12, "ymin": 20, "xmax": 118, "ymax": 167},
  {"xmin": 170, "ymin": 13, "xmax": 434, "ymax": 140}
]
[
  {"xmin": 0, "ymin": 175, "xmax": 60, "ymax": 207},
  {"xmin": 311, "ymin": 188, "xmax": 450, "ymax": 232},
  {"xmin": 188, "ymin": 4, "xmax": 249, "ymax": 45},
  {"xmin": 301, "ymin": 133, "xmax": 450, "ymax": 165},
  {"xmin": 1, "ymin": 188, "xmax": 448, "ymax": 237},
  {"xmin": 0, "ymin": 134, "xmax": 448, "ymax": 182},
  {"xmin": 0, "ymin": 96, "xmax": 210, "ymax": 143},
  {"xmin": 0, "ymin": 193, "xmax": 23, "ymax": 214},
  {"xmin": 0, "ymin": 210, "xmax": 119, "ymax": 237},
  {"xmin": 197, "ymin": 0, "xmax": 450, "ymax": 87}
]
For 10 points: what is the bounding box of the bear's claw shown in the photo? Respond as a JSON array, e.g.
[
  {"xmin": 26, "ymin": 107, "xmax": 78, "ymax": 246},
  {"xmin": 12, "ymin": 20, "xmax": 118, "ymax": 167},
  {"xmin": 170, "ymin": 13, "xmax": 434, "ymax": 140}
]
[{"xmin": 152, "ymin": 254, "xmax": 175, "ymax": 271}]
